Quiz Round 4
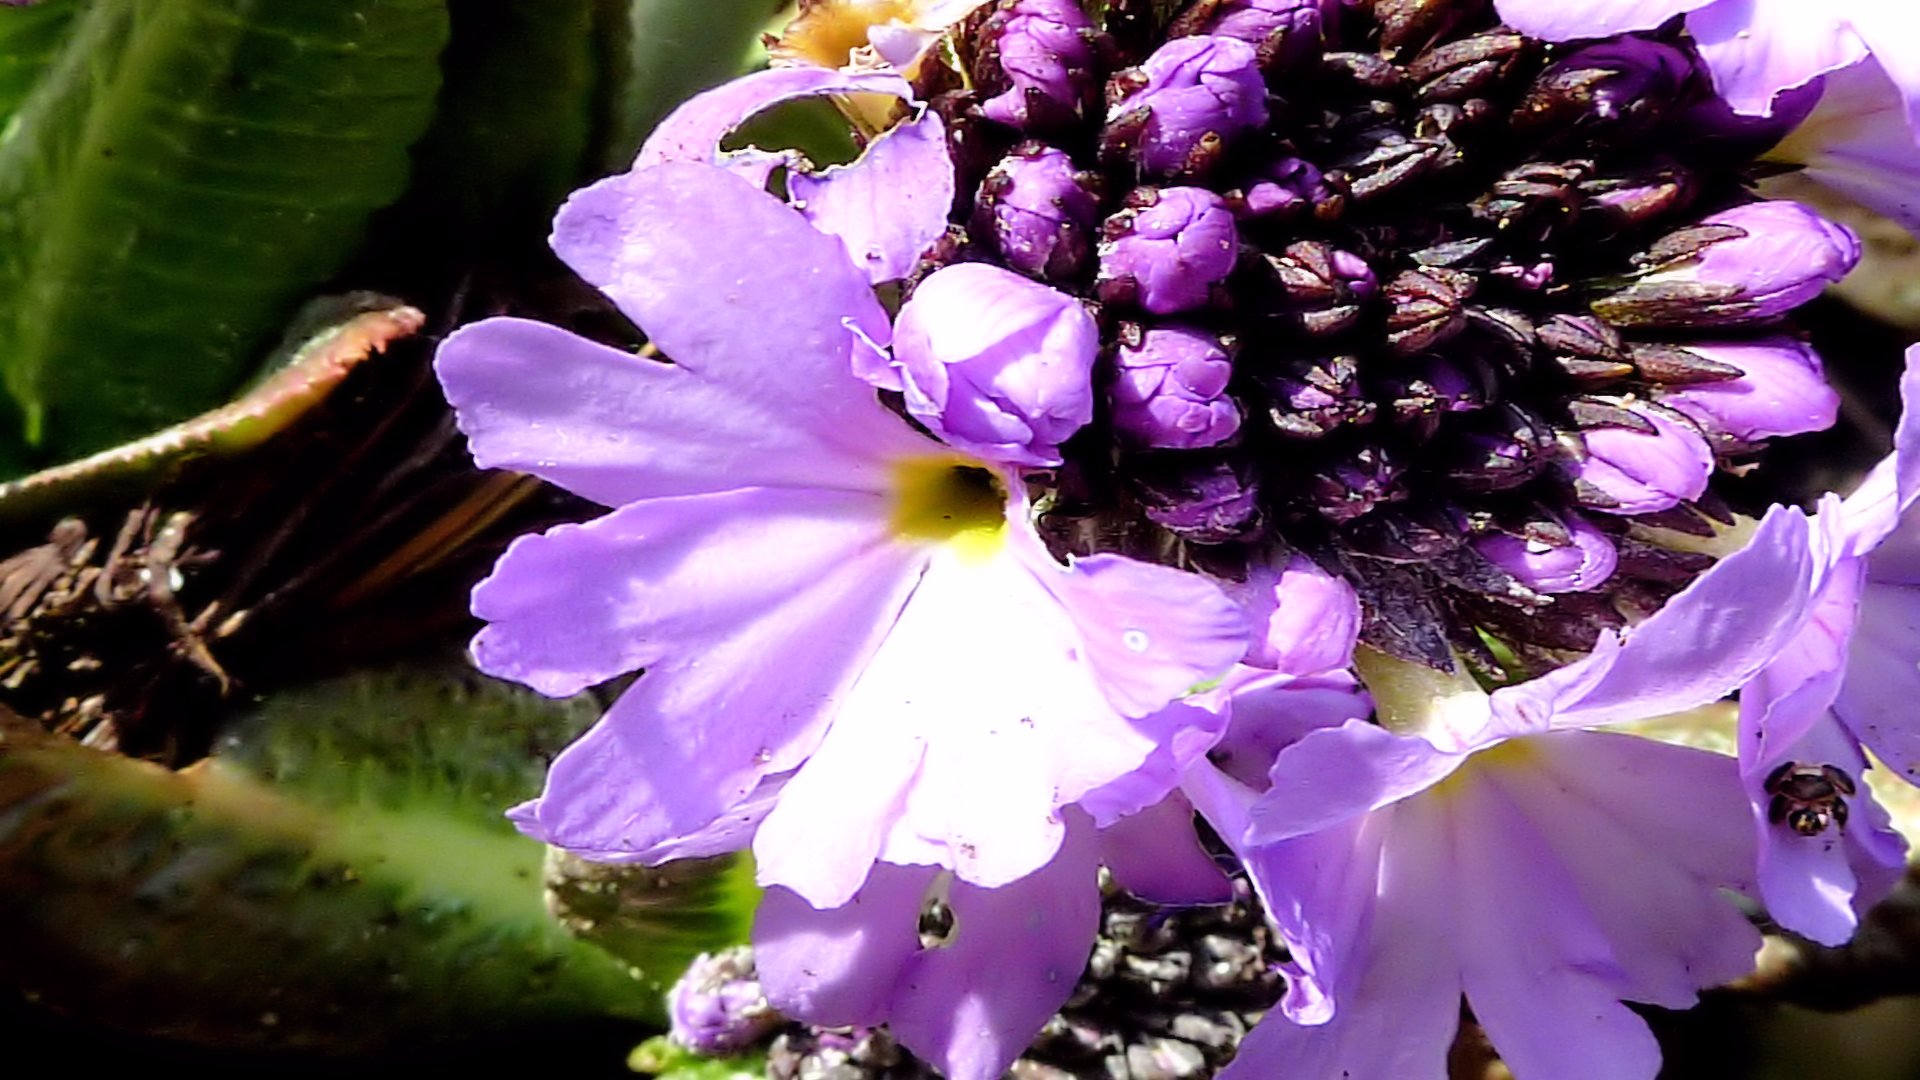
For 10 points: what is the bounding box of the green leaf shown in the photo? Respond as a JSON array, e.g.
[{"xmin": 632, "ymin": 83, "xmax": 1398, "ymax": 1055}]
[
  {"xmin": 0, "ymin": 665, "xmax": 755, "ymax": 1052},
  {"xmin": 610, "ymin": 0, "xmax": 789, "ymax": 169},
  {"xmin": 0, "ymin": 0, "xmax": 83, "ymax": 127},
  {"xmin": 0, "ymin": 0, "xmax": 449, "ymax": 465}
]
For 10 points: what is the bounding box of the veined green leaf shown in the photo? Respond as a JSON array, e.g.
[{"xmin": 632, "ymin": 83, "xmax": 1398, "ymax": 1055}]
[
  {"xmin": 0, "ymin": 0, "xmax": 448, "ymax": 466},
  {"xmin": 0, "ymin": 0, "xmax": 83, "ymax": 128}
]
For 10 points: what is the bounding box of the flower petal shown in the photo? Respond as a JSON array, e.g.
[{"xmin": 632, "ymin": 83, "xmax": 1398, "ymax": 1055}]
[
  {"xmin": 634, "ymin": 66, "xmax": 913, "ymax": 178},
  {"xmin": 1690, "ymin": 0, "xmax": 1869, "ymax": 116},
  {"xmin": 788, "ymin": 108, "xmax": 955, "ymax": 284},
  {"xmin": 1096, "ymin": 794, "xmax": 1234, "ymax": 905},
  {"xmin": 1838, "ymin": 2, "xmax": 1920, "ymax": 137},
  {"xmin": 495, "ymin": 489, "xmax": 927, "ymax": 856},
  {"xmin": 547, "ymin": 162, "xmax": 928, "ymax": 464},
  {"xmin": 436, "ymin": 317, "xmax": 906, "ymax": 506},
  {"xmin": 1536, "ymin": 503, "xmax": 1818, "ymax": 728},
  {"xmin": 1836, "ymin": 580, "xmax": 1920, "ymax": 781},
  {"xmin": 1247, "ymin": 720, "xmax": 1471, "ymax": 845},
  {"xmin": 752, "ymin": 862, "xmax": 933, "ymax": 1026},
  {"xmin": 1490, "ymin": 0, "xmax": 1713, "ymax": 41},
  {"xmin": 889, "ymin": 825, "xmax": 1102, "ymax": 1080}
]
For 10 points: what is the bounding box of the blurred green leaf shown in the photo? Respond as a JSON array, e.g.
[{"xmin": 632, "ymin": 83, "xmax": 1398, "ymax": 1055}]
[
  {"xmin": 0, "ymin": 665, "xmax": 755, "ymax": 1052},
  {"xmin": 0, "ymin": 0, "xmax": 449, "ymax": 466},
  {"xmin": 0, "ymin": 0, "xmax": 83, "ymax": 126},
  {"xmin": 611, "ymin": 0, "xmax": 788, "ymax": 169}
]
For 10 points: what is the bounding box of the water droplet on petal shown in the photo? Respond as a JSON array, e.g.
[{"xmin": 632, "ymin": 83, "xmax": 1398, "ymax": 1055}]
[{"xmin": 1123, "ymin": 629, "xmax": 1151, "ymax": 652}]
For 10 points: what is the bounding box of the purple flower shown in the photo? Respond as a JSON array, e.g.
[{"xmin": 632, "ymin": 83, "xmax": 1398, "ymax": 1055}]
[
  {"xmin": 1185, "ymin": 509, "xmax": 1823, "ymax": 1078},
  {"xmin": 1109, "ymin": 324, "xmax": 1242, "ymax": 449},
  {"xmin": 887, "ymin": 262, "xmax": 1100, "ymax": 467},
  {"xmin": 1096, "ymin": 186, "xmax": 1239, "ymax": 314},
  {"xmin": 1236, "ymin": 155, "xmax": 1328, "ymax": 219},
  {"xmin": 1106, "ymin": 35, "xmax": 1269, "ymax": 176},
  {"xmin": 1659, "ymin": 337, "xmax": 1841, "ymax": 443},
  {"xmin": 773, "ymin": 0, "xmax": 994, "ymax": 72},
  {"xmin": 1732, "ymin": 346, "xmax": 1920, "ymax": 944},
  {"xmin": 977, "ymin": 0, "xmax": 1102, "ymax": 130},
  {"xmin": 438, "ymin": 163, "xmax": 1249, "ymax": 918},
  {"xmin": 754, "ymin": 801, "xmax": 1229, "ymax": 1080},
  {"xmin": 1474, "ymin": 515, "xmax": 1620, "ymax": 594},
  {"xmin": 974, "ymin": 143, "xmax": 1100, "ymax": 280},
  {"xmin": 667, "ymin": 948, "xmax": 781, "ymax": 1054},
  {"xmin": 1592, "ymin": 202, "xmax": 1861, "ymax": 327},
  {"xmin": 1493, "ymin": 0, "xmax": 1920, "ymax": 140},
  {"xmin": 1766, "ymin": 62, "xmax": 1920, "ymax": 238},
  {"xmin": 1570, "ymin": 401, "xmax": 1715, "ymax": 515},
  {"xmin": 638, "ymin": 67, "xmax": 955, "ymax": 285}
]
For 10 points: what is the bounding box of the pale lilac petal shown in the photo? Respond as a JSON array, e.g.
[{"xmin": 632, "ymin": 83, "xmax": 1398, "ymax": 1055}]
[
  {"xmin": 634, "ymin": 67, "xmax": 912, "ymax": 177},
  {"xmin": 1490, "ymin": 0, "xmax": 1713, "ymax": 41},
  {"xmin": 753, "ymin": 863, "xmax": 933, "ymax": 1026},
  {"xmin": 1206, "ymin": 669, "xmax": 1373, "ymax": 788},
  {"xmin": 547, "ymin": 163, "xmax": 928, "ymax": 464},
  {"xmin": 1533, "ymin": 504, "xmax": 1818, "ymax": 728},
  {"xmin": 498, "ymin": 490, "xmax": 926, "ymax": 857},
  {"xmin": 1690, "ymin": 0, "xmax": 1869, "ymax": 116},
  {"xmin": 1838, "ymin": 3, "xmax": 1920, "ymax": 136},
  {"xmin": 1741, "ymin": 555, "xmax": 1865, "ymax": 770},
  {"xmin": 615, "ymin": 772, "xmax": 788, "ymax": 863},
  {"xmin": 1836, "ymin": 580, "xmax": 1920, "ymax": 781},
  {"xmin": 1246, "ymin": 721, "xmax": 1471, "ymax": 845},
  {"xmin": 1749, "ymin": 716, "xmax": 1882, "ymax": 945},
  {"xmin": 1896, "ymin": 344, "xmax": 1920, "ymax": 515},
  {"xmin": 1450, "ymin": 774, "xmax": 1664, "ymax": 1080},
  {"xmin": 889, "ymin": 827, "xmax": 1102, "ymax": 1080},
  {"xmin": 789, "ymin": 109, "xmax": 955, "ymax": 283},
  {"xmin": 1220, "ymin": 797, "xmax": 1457, "ymax": 1080},
  {"xmin": 759, "ymin": 530, "xmax": 1232, "ymax": 903},
  {"xmin": 1233, "ymin": 554, "xmax": 1362, "ymax": 674},
  {"xmin": 437, "ymin": 318, "xmax": 904, "ymax": 506},
  {"xmin": 1778, "ymin": 62, "xmax": 1920, "ymax": 235},
  {"xmin": 1496, "ymin": 734, "xmax": 1761, "ymax": 1004},
  {"xmin": 1021, "ymin": 529, "xmax": 1251, "ymax": 717},
  {"xmin": 1096, "ymin": 795, "xmax": 1233, "ymax": 905},
  {"xmin": 1074, "ymin": 697, "xmax": 1229, "ymax": 825}
]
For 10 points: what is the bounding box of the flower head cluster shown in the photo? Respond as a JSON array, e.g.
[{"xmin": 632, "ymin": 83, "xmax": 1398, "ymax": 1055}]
[{"xmin": 435, "ymin": 3, "xmax": 1920, "ymax": 1079}]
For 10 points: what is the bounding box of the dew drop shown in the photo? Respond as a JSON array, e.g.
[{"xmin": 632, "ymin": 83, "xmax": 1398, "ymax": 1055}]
[{"xmin": 1122, "ymin": 629, "xmax": 1151, "ymax": 653}]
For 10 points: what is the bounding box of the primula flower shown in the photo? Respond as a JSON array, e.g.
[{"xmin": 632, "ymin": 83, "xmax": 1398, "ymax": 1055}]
[
  {"xmin": 1188, "ymin": 509, "xmax": 1822, "ymax": 1080},
  {"xmin": 772, "ymin": 0, "xmax": 991, "ymax": 72},
  {"xmin": 437, "ymin": 163, "xmax": 1248, "ymax": 912}
]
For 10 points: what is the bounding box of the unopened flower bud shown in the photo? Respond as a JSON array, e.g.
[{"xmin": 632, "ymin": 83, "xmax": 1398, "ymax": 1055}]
[
  {"xmin": 1173, "ymin": 0, "xmax": 1330, "ymax": 72},
  {"xmin": 1235, "ymin": 155, "xmax": 1329, "ymax": 219},
  {"xmin": 1448, "ymin": 403, "xmax": 1554, "ymax": 492},
  {"xmin": 1309, "ymin": 445, "xmax": 1403, "ymax": 523},
  {"xmin": 1110, "ymin": 324, "xmax": 1242, "ymax": 449},
  {"xmin": 892, "ymin": 262, "xmax": 1099, "ymax": 466},
  {"xmin": 1260, "ymin": 240, "xmax": 1377, "ymax": 335},
  {"xmin": 1657, "ymin": 337, "xmax": 1840, "ymax": 443},
  {"xmin": 1383, "ymin": 266, "xmax": 1473, "ymax": 354},
  {"xmin": 975, "ymin": 143, "xmax": 1100, "ymax": 280},
  {"xmin": 668, "ymin": 948, "xmax": 781, "ymax": 1055},
  {"xmin": 1104, "ymin": 35, "xmax": 1268, "ymax": 177},
  {"xmin": 1127, "ymin": 454, "xmax": 1263, "ymax": 542},
  {"xmin": 1514, "ymin": 37, "xmax": 1693, "ymax": 138},
  {"xmin": 1569, "ymin": 401, "xmax": 1714, "ymax": 515},
  {"xmin": 1474, "ymin": 514, "xmax": 1618, "ymax": 593},
  {"xmin": 1096, "ymin": 186, "xmax": 1239, "ymax": 314},
  {"xmin": 1261, "ymin": 354, "xmax": 1374, "ymax": 438},
  {"xmin": 1591, "ymin": 201, "xmax": 1860, "ymax": 328},
  {"xmin": 977, "ymin": 0, "xmax": 1102, "ymax": 130},
  {"xmin": 1382, "ymin": 356, "xmax": 1486, "ymax": 441}
]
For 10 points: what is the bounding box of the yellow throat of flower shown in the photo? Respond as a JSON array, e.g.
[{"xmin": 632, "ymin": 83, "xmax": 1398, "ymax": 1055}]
[
  {"xmin": 774, "ymin": 0, "xmax": 922, "ymax": 69},
  {"xmin": 889, "ymin": 455, "xmax": 1009, "ymax": 562}
]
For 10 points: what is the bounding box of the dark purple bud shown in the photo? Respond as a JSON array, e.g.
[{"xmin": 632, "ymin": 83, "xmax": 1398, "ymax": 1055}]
[
  {"xmin": 1491, "ymin": 260, "xmax": 1554, "ymax": 290},
  {"xmin": 1373, "ymin": 0, "xmax": 1483, "ymax": 55},
  {"xmin": 977, "ymin": 0, "xmax": 1102, "ymax": 131},
  {"xmin": 668, "ymin": 948, "xmax": 781, "ymax": 1055},
  {"xmin": 1568, "ymin": 400, "xmax": 1714, "ymax": 514},
  {"xmin": 1259, "ymin": 241, "xmax": 1377, "ymax": 335},
  {"xmin": 1104, "ymin": 35, "xmax": 1268, "ymax": 177},
  {"xmin": 1110, "ymin": 324, "xmax": 1243, "ymax": 449},
  {"xmin": 1448, "ymin": 403, "xmax": 1555, "ymax": 492},
  {"xmin": 1383, "ymin": 267, "xmax": 1474, "ymax": 355},
  {"xmin": 1514, "ymin": 37, "xmax": 1694, "ymax": 138},
  {"xmin": 1382, "ymin": 356, "xmax": 1486, "ymax": 441},
  {"xmin": 1474, "ymin": 514, "xmax": 1618, "ymax": 593},
  {"xmin": 1309, "ymin": 446, "xmax": 1404, "ymax": 523},
  {"xmin": 1591, "ymin": 201, "xmax": 1860, "ymax": 328},
  {"xmin": 892, "ymin": 262, "xmax": 1099, "ymax": 466},
  {"xmin": 1674, "ymin": 78, "xmax": 1823, "ymax": 159},
  {"xmin": 1580, "ymin": 159, "xmax": 1699, "ymax": 229},
  {"xmin": 1657, "ymin": 337, "xmax": 1840, "ymax": 442},
  {"xmin": 974, "ymin": 143, "xmax": 1100, "ymax": 280},
  {"xmin": 1127, "ymin": 454, "xmax": 1263, "ymax": 543},
  {"xmin": 1260, "ymin": 354, "xmax": 1375, "ymax": 438},
  {"xmin": 1096, "ymin": 186, "xmax": 1239, "ymax": 314},
  {"xmin": 1171, "ymin": 0, "xmax": 1330, "ymax": 72},
  {"xmin": 1406, "ymin": 31, "xmax": 1528, "ymax": 103},
  {"xmin": 1233, "ymin": 155, "xmax": 1329, "ymax": 220}
]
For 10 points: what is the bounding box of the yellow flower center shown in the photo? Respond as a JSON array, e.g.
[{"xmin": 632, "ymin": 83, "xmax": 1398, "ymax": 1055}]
[
  {"xmin": 776, "ymin": 0, "xmax": 922, "ymax": 69},
  {"xmin": 889, "ymin": 455, "xmax": 1008, "ymax": 561}
]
